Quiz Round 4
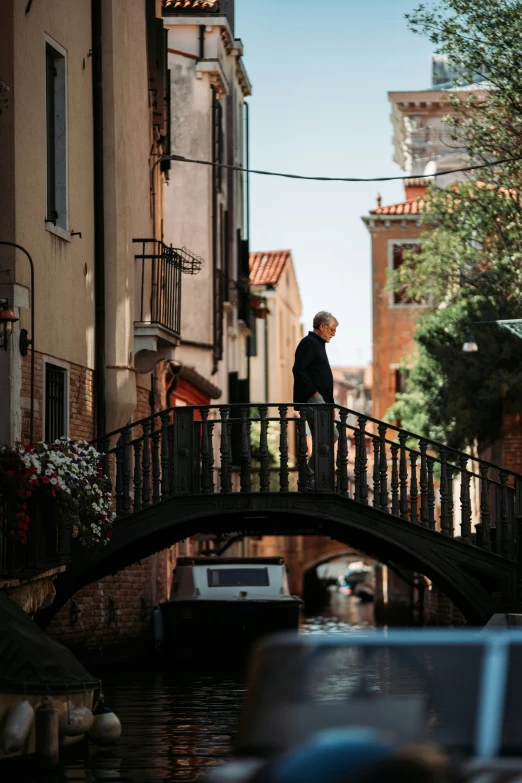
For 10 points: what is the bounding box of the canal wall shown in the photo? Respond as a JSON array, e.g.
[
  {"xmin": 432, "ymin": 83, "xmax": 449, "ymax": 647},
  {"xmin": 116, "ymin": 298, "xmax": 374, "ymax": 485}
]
[{"xmin": 374, "ymin": 564, "xmax": 466, "ymax": 626}]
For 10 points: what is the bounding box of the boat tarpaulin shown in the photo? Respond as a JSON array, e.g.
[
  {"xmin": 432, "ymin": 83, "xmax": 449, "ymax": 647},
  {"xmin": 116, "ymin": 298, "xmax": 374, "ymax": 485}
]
[{"xmin": 0, "ymin": 591, "xmax": 99, "ymax": 693}]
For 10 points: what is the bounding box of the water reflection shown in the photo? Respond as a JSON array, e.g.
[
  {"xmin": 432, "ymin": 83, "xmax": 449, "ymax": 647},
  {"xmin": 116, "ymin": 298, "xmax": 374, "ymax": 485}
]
[{"xmin": 24, "ymin": 594, "xmax": 373, "ymax": 783}]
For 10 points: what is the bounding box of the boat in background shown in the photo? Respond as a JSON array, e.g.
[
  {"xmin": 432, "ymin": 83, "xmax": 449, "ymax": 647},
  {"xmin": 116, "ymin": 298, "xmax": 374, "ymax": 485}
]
[{"xmin": 156, "ymin": 557, "xmax": 304, "ymax": 660}]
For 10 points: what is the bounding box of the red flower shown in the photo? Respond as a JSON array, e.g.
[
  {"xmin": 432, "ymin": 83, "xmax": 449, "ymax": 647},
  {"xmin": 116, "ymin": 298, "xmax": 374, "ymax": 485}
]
[
  {"xmin": 51, "ymin": 490, "xmax": 56, "ymax": 497},
  {"xmin": 7, "ymin": 470, "xmax": 15, "ymax": 477},
  {"xmin": 22, "ymin": 503, "xmax": 27, "ymax": 510},
  {"xmin": 42, "ymin": 476, "xmax": 49, "ymax": 484},
  {"xmin": 106, "ymin": 531, "xmax": 113, "ymax": 538}
]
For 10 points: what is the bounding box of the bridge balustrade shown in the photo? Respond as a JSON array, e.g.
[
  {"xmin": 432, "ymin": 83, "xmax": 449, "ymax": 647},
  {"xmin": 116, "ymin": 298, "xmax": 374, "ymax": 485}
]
[{"xmin": 95, "ymin": 404, "xmax": 522, "ymax": 561}]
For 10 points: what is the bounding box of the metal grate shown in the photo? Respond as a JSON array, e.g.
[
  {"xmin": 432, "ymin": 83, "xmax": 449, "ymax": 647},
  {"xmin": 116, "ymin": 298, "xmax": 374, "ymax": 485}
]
[{"xmin": 45, "ymin": 363, "xmax": 66, "ymax": 442}]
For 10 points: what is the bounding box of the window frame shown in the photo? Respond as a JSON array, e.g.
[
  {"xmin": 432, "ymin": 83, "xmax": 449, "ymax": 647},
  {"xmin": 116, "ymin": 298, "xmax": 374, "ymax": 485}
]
[
  {"xmin": 387, "ymin": 239, "xmax": 426, "ymax": 309},
  {"xmin": 43, "ymin": 358, "xmax": 69, "ymax": 442},
  {"xmin": 44, "ymin": 36, "xmax": 69, "ymax": 240},
  {"xmin": 207, "ymin": 567, "xmax": 270, "ymax": 588}
]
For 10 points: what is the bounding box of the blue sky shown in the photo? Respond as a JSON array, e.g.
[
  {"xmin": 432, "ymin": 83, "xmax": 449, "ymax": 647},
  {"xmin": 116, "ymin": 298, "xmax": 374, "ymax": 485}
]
[{"xmin": 235, "ymin": 0, "xmax": 434, "ymax": 366}]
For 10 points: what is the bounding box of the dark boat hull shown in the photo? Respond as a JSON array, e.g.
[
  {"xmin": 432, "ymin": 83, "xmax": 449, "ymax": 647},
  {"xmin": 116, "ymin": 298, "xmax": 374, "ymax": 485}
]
[{"xmin": 159, "ymin": 598, "xmax": 302, "ymax": 661}]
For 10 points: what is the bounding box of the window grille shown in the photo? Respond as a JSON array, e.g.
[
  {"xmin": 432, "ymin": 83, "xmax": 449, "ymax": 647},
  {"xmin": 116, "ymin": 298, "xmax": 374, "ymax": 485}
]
[{"xmin": 45, "ymin": 363, "xmax": 67, "ymax": 442}]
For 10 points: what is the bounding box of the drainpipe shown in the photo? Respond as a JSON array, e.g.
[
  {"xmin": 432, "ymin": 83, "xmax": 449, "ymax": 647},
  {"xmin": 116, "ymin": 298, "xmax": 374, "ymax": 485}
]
[
  {"xmin": 264, "ymin": 311, "xmax": 269, "ymax": 403},
  {"xmin": 92, "ymin": 0, "xmax": 106, "ymax": 438},
  {"xmin": 211, "ymin": 85, "xmax": 218, "ymax": 375},
  {"xmin": 245, "ymin": 101, "xmax": 250, "ymax": 244},
  {"xmin": 244, "ymin": 100, "xmax": 251, "ymax": 401},
  {"xmin": 198, "ymin": 25, "xmax": 205, "ymax": 60}
]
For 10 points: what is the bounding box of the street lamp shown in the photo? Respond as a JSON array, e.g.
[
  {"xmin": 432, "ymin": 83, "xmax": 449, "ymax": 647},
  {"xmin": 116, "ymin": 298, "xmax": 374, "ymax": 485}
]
[
  {"xmin": 462, "ymin": 319, "xmax": 522, "ymax": 352},
  {"xmin": 0, "ymin": 299, "xmax": 19, "ymax": 350},
  {"xmin": 462, "ymin": 328, "xmax": 478, "ymax": 353}
]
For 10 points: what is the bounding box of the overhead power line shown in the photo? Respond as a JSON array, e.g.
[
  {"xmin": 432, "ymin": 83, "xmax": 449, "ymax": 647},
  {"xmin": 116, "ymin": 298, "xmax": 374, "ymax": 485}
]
[{"xmin": 164, "ymin": 153, "xmax": 522, "ymax": 184}]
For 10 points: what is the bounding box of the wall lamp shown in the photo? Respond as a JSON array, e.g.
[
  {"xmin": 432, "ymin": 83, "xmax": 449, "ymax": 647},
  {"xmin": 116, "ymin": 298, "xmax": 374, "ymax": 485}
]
[
  {"xmin": 0, "ymin": 241, "xmax": 35, "ymax": 445},
  {"xmin": 462, "ymin": 319, "xmax": 522, "ymax": 353},
  {"xmin": 0, "ymin": 299, "xmax": 19, "ymax": 350}
]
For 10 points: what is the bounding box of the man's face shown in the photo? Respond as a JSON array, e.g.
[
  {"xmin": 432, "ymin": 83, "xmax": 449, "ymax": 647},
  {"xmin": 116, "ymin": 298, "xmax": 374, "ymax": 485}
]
[{"xmin": 319, "ymin": 320, "xmax": 337, "ymax": 343}]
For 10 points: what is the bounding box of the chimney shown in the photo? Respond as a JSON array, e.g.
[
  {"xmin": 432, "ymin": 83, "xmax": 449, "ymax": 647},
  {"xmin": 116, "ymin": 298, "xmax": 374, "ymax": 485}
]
[
  {"xmin": 219, "ymin": 0, "xmax": 234, "ymax": 34},
  {"xmin": 404, "ymin": 177, "xmax": 429, "ymax": 201}
]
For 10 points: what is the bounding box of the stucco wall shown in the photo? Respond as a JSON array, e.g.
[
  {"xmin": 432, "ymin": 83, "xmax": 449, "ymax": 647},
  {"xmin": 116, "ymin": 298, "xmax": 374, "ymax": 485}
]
[
  {"xmin": 163, "ymin": 26, "xmax": 215, "ymax": 347},
  {"xmin": 250, "ymin": 256, "xmax": 303, "ymax": 404},
  {"xmin": 103, "ymin": 0, "xmax": 153, "ymax": 433},
  {"xmin": 11, "ymin": 1, "xmax": 95, "ymax": 369}
]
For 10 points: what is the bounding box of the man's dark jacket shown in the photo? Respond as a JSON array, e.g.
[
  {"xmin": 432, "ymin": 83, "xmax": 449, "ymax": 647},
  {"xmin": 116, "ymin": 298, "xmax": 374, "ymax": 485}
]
[{"xmin": 292, "ymin": 331, "xmax": 334, "ymax": 404}]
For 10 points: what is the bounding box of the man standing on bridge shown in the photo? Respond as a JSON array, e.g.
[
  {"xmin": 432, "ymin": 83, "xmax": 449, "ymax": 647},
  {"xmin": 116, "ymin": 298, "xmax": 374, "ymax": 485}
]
[{"xmin": 292, "ymin": 311, "xmax": 339, "ymax": 483}]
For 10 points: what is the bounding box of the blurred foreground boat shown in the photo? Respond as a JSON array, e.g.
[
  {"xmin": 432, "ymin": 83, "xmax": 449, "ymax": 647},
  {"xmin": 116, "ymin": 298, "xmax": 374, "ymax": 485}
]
[{"xmin": 206, "ymin": 628, "xmax": 522, "ymax": 782}]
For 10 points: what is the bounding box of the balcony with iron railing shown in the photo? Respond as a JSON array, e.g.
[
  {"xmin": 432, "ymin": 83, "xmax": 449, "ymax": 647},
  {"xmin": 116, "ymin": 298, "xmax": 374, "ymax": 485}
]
[{"xmin": 133, "ymin": 239, "xmax": 203, "ymax": 372}]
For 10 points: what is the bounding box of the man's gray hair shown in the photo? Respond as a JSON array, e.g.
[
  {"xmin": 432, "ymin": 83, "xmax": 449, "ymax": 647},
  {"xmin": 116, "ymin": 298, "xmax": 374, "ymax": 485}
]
[{"xmin": 313, "ymin": 311, "xmax": 338, "ymax": 330}]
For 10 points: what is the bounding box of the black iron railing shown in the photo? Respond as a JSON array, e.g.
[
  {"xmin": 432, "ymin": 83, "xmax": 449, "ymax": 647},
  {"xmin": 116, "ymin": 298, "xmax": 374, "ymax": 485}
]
[
  {"xmin": 133, "ymin": 239, "xmax": 202, "ymax": 336},
  {"xmin": 94, "ymin": 403, "xmax": 522, "ymax": 562},
  {"xmin": 0, "ymin": 495, "xmax": 71, "ymax": 578}
]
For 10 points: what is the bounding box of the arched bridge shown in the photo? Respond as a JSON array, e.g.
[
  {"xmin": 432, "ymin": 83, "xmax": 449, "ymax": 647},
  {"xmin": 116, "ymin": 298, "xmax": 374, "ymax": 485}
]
[{"xmin": 37, "ymin": 403, "xmax": 522, "ymax": 626}]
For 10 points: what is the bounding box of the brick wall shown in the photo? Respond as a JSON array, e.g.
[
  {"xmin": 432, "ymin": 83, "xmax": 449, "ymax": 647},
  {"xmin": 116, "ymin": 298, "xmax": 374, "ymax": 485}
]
[
  {"xmin": 502, "ymin": 408, "xmax": 522, "ymax": 475},
  {"xmin": 21, "ymin": 351, "xmax": 95, "ymax": 444},
  {"xmin": 370, "ymin": 220, "xmax": 429, "ymax": 420},
  {"xmin": 47, "ymin": 381, "xmax": 178, "ymax": 658},
  {"xmin": 47, "ymin": 548, "xmax": 178, "ymax": 657},
  {"xmin": 135, "ymin": 383, "xmax": 151, "ymax": 422},
  {"xmin": 374, "ymin": 565, "xmax": 466, "ymax": 626}
]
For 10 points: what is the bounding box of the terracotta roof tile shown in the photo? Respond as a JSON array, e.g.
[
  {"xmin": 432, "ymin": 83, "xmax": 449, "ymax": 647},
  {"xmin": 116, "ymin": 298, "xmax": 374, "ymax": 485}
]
[
  {"xmin": 370, "ymin": 197, "xmax": 427, "ymax": 216},
  {"xmin": 163, "ymin": 0, "xmax": 220, "ymax": 12},
  {"xmin": 249, "ymin": 250, "xmax": 291, "ymax": 286}
]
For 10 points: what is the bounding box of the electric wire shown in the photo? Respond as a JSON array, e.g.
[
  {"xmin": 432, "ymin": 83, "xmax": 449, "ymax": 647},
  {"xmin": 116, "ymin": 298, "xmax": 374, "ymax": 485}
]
[{"xmin": 165, "ymin": 153, "xmax": 522, "ymax": 183}]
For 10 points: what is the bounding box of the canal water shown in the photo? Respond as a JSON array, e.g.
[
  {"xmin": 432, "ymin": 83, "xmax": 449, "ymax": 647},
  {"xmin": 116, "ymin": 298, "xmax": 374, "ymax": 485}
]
[{"xmin": 47, "ymin": 594, "xmax": 374, "ymax": 782}]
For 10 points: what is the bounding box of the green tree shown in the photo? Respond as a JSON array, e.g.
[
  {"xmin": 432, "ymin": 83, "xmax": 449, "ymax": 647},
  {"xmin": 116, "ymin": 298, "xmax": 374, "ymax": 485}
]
[{"xmin": 387, "ymin": 0, "xmax": 522, "ymax": 450}]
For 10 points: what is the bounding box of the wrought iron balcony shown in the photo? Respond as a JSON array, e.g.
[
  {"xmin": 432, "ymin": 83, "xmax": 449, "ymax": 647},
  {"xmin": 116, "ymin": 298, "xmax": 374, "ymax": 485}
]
[{"xmin": 133, "ymin": 239, "xmax": 202, "ymax": 338}]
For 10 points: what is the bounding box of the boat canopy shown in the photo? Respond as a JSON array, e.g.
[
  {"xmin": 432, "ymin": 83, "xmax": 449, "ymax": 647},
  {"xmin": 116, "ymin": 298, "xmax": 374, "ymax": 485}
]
[{"xmin": 0, "ymin": 592, "xmax": 99, "ymax": 694}]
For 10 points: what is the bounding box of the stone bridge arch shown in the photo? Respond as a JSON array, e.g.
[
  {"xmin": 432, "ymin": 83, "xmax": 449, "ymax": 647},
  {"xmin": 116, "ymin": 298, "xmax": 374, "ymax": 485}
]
[{"xmin": 36, "ymin": 493, "xmax": 518, "ymax": 628}]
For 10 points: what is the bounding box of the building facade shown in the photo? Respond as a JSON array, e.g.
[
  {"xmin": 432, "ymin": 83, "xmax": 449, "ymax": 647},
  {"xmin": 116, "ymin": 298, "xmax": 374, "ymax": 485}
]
[
  {"xmin": 362, "ymin": 182, "xmax": 429, "ymax": 420},
  {"xmin": 162, "ymin": 0, "xmax": 252, "ymax": 410},
  {"xmin": 363, "ymin": 58, "xmax": 483, "ymax": 420},
  {"xmin": 332, "ymin": 365, "xmax": 372, "ymax": 415},
  {"xmin": 249, "ymin": 250, "xmax": 303, "ymax": 403},
  {"xmin": 0, "ymin": 0, "xmax": 216, "ymax": 641}
]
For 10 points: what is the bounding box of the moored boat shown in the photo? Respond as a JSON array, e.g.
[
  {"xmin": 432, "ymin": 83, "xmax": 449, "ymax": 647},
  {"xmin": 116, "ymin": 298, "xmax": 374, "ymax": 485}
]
[
  {"xmin": 156, "ymin": 557, "xmax": 304, "ymax": 660},
  {"xmin": 0, "ymin": 592, "xmax": 120, "ymax": 766}
]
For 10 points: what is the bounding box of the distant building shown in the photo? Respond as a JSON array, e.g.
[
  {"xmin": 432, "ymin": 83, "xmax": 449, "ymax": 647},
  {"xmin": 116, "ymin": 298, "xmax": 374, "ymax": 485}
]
[
  {"xmin": 362, "ymin": 181, "xmax": 430, "ymax": 420},
  {"xmin": 363, "ymin": 55, "xmax": 484, "ymax": 420},
  {"xmin": 332, "ymin": 366, "xmax": 372, "ymax": 416},
  {"xmin": 249, "ymin": 250, "xmax": 303, "ymax": 403},
  {"xmin": 390, "ymin": 54, "xmax": 487, "ymax": 187}
]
